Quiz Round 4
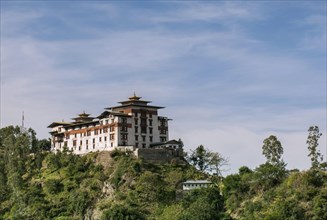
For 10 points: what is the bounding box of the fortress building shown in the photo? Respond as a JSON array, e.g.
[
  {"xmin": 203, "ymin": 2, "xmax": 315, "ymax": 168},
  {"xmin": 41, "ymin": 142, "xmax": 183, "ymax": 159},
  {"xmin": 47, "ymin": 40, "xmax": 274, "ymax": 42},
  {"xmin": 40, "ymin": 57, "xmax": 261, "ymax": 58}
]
[{"xmin": 48, "ymin": 94, "xmax": 182, "ymax": 155}]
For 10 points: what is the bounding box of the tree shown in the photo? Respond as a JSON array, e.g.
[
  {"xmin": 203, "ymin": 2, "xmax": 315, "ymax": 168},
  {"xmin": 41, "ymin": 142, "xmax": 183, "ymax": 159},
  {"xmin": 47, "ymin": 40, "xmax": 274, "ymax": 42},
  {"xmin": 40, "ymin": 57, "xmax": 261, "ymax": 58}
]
[
  {"xmin": 188, "ymin": 145, "xmax": 228, "ymax": 175},
  {"xmin": 208, "ymin": 152, "xmax": 229, "ymax": 177},
  {"xmin": 188, "ymin": 145, "xmax": 211, "ymax": 171},
  {"xmin": 180, "ymin": 187, "xmax": 225, "ymax": 220},
  {"xmin": 101, "ymin": 204, "xmax": 145, "ymax": 220},
  {"xmin": 307, "ymin": 126, "xmax": 323, "ymax": 169},
  {"xmin": 262, "ymin": 135, "xmax": 284, "ymax": 165},
  {"xmin": 1, "ymin": 126, "xmax": 30, "ymax": 191}
]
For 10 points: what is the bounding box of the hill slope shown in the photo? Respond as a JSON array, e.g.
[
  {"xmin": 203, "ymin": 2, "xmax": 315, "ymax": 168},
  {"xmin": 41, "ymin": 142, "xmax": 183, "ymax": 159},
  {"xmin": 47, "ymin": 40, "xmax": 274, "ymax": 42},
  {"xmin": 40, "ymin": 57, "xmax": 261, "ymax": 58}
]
[{"xmin": 0, "ymin": 126, "xmax": 326, "ymax": 220}]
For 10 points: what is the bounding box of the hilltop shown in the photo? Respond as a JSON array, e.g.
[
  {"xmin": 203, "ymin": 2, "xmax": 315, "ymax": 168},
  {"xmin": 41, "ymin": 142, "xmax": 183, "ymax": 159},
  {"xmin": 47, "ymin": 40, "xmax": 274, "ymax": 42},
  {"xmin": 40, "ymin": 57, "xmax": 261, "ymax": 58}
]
[{"xmin": 0, "ymin": 126, "xmax": 326, "ymax": 220}]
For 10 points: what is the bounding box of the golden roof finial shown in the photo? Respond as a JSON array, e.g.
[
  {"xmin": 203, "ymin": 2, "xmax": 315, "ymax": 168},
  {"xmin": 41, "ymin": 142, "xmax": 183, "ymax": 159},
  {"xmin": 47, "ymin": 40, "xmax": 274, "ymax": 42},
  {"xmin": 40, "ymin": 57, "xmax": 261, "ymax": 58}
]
[{"xmin": 129, "ymin": 92, "xmax": 141, "ymax": 100}]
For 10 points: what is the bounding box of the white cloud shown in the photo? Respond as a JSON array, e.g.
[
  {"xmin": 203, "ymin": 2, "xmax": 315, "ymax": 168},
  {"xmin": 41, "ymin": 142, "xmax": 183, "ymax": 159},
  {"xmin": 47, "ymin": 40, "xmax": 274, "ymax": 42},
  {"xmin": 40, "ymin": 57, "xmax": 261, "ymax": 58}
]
[
  {"xmin": 139, "ymin": 1, "xmax": 263, "ymax": 24},
  {"xmin": 1, "ymin": 2, "xmax": 325, "ymax": 175}
]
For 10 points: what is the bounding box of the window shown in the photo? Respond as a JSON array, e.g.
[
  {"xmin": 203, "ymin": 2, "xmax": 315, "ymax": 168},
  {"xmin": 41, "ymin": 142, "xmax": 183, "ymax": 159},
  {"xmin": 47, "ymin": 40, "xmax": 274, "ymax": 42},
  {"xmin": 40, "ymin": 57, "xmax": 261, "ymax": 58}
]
[
  {"xmin": 99, "ymin": 137, "xmax": 102, "ymax": 142},
  {"xmin": 149, "ymin": 119, "xmax": 152, "ymax": 126},
  {"xmin": 121, "ymin": 117, "xmax": 127, "ymax": 124},
  {"xmin": 149, "ymin": 136, "xmax": 153, "ymax": 142},
  {"xmin": 149, "ymin": 113, "xmax": 152, "ymax": 118},
  {"xmin": 142, "ymin": 136, "xmax": 146, "ymax": 142},
  {"xmin": 149, "ymin": 128, "xmax": 153, "ymax": 134},
  {"xmin": 80, "ymin": 133, "xmax": 82, "ymax": 137},
  {"xmin": 160, "ymin": 137, "xmax": 166, "ymax": 142},
  {"xmin": 104, "ymin": 136, "xmax": 107, "ymax": 141},
  {"xmin": 73, "ymin": 140, "xmax": 76, "ymax": 146},
  {"xmin": 134, "ymin": 118, "xmax": 138, "ymax": 124},
  {"xmin": 121, "ymin": 126, "xmax": 127, "ymax": 132},
  {"xmin": 80, "ymin": 140, "xmax": 82, "ymax": 145},
  {"xmin": 135, "ymin": 135, "xmax": 138, "ymax": 141},
  {"xmin": 142, "ymin": 144, "xmax": 146, "ymax": 148},
  {"xmin": 135, "ymin": 143, "xmax": 139, "ymax": 147},
  {"xmin": 160, "ymin": 120, "xmax": 166, "ymax": 126},
  {"xmin": 110, "ymin": 134, "xmax": 114, "ymax": 140},
  {"xmin": 87, "ymin": 131, "xmax": 91, "ymax": 136},
  {"xmin": 86, "ymin": 140, "xmax": 88, "ymax": 145},
  {"xmin": 141, "ymin": 127, "xmax": 147, "ymax": 133},
  {"xmin": 103, "ymin": 127, "xmax": 108, "ymax": 133},
  {"xmin": 134, "ymin": 112, "xmax": 138, "ymax": 117},
  {"xmin": 121, "ymin": 134, "xmax": 128, "ymax": 140},
  {"xmin": 135, "ymin": 126, "xmax": 138, "ymax": 133},
  {"xmin": 141, "ymin": 111, "xmax": 146, "ymax": 118},
  {"xmin": 93, "ymin": 144, "xmax": 95, "ymax": 149},
  {"xmin": 95, "ymin": 129, "xmax": 98, "ymax": 135},
  {"xmin": 93, "ymin": 138, "xmax": 95, "ymax": 143},
  {"xmin": 66, "ymin": 134, "xmax": 70, "ymax": 139},
  {"xmin": 110, "ymin": 126, "xmax": 115, "ymax": 132}
]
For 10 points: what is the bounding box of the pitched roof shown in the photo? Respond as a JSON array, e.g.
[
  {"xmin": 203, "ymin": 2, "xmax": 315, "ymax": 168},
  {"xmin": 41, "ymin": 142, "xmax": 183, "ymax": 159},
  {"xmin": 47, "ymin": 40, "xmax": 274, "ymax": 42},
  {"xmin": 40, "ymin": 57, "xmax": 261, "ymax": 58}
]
[
  {"xmin": 47, "ymin": 122, "xmax": 72, "ymax": 128},
  {"xmin": 97, "ymin": 110, "xmax": 131, "ymax": 119}
]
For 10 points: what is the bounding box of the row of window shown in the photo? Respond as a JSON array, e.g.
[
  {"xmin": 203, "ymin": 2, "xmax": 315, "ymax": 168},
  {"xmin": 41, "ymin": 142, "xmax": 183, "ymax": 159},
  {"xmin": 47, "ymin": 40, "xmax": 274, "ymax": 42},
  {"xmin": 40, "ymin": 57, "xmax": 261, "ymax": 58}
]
[
  {"xmin": 64, "ymin": 120, "xmax": 166, "ymax": 139},
  {"xmin": 135, "ymin": 126, "xmax": 153, "ymax": 134},
  {"xmin": 135, "ymin": 143, "xmax": 147, "ymax": 148},
  {"xmin": 65, "ymin": 127, "xmax": 116, "ymax": 139},
  {"xmin": 62, "ymin": 132, "xmax": 166, "ymax": 145},
  {"xmin": 134, "ymin": 112, "xmax": 153, "ymax": 118},
  {"xmin": 57, "ymin": 141, "xmax": 115, "ymax": 150},
  {"xmin": 72, "ymin": 136, "xmax": 114, "ymax": 147},
  {"xmin": 135, "ymin": 135, "xmax": 153, "ymax": 142},
  {"xmin": 134, "ymin": 118, "xmax": 153, "ymax": 126},
  {"xmin": 100, "ymin": 119, "xmax": 115, "ymax": 125}
]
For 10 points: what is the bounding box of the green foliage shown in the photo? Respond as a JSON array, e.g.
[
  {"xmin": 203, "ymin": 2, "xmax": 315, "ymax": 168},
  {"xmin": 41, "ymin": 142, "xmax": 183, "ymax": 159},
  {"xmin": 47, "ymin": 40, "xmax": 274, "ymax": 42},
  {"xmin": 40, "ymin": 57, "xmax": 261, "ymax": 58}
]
[
  {"xmin": 181, "ymin": 187, "xmax": 225, "ymax": 220},
  {"xmin": 44, "ymin": 178, "xmax": 64, "ymax": 194},
  {"xmin": 158, "ymin": 203, "xmax": 184, "ymax": 220},
  {"xmin": 262, "ymin": 135, "xmax": 284, "ymax": 165},
  {"xmin": 188, "ymin": 145, "xmax": 211, "ymax": 171},
  {"xmin": 101, "ymin": 204, "xmax": 145, "ymax": 220},
  {"xmin": 134, "ymin": 171, "xmax": 167, "ymax": 204},
  {"xmin": 1, "ymin": 125, "xmax": 326, "ymax": 220},
  {"xmin": 253, "ymin": 162, "xmax": 287, "ymax": 191},
  {"xmin": 307, "ymin": 126, "xmax": 323, "ymax": 169},
  {"xmin": 223, "ymin": 168, "xmax": 327, "ymax": 220},
  {"xmin": 187, "ymin": 145, "xmax": 228, "ymax": 175}
]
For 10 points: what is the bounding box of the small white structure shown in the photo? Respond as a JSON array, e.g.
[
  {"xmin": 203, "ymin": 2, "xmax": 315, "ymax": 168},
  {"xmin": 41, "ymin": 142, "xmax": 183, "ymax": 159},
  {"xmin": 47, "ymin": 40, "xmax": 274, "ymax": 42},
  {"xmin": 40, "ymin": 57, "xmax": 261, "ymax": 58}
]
[{"xmin": 182, "ymin": 180, "xmax": 212, "ymax": 191}]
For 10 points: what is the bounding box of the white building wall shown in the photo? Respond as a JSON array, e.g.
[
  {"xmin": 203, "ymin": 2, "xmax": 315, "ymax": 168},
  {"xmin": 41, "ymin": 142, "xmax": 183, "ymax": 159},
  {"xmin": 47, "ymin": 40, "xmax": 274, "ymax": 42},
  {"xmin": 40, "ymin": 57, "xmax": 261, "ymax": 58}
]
[{"xmin": 50, "ymin": 106, "xmax": 171, "ymax": 154}]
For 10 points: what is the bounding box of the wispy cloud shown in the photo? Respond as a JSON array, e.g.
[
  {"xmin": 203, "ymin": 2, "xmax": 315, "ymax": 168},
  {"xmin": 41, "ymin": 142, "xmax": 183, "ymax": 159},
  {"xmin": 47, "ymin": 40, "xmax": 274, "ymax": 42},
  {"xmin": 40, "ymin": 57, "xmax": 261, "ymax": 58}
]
[{"xmin": 1, "ymin": 1, "xmax": 326, "ymax": 174}]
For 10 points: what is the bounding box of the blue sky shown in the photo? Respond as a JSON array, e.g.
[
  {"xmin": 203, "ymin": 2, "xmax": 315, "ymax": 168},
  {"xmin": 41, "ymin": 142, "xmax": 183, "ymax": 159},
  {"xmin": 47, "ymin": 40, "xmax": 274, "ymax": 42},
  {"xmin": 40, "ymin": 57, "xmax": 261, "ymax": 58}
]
[{"xmin": 1, "ymin": 1, "xmax": 326, "ymax": 174}]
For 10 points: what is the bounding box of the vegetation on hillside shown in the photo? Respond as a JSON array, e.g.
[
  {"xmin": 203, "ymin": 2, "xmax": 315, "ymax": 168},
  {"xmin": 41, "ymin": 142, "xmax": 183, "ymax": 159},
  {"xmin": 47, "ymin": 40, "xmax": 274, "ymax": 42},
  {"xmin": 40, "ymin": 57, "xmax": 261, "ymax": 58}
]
[{"xmin": 0, "ymin": 125, "xmax": 326, "ymax": 220}]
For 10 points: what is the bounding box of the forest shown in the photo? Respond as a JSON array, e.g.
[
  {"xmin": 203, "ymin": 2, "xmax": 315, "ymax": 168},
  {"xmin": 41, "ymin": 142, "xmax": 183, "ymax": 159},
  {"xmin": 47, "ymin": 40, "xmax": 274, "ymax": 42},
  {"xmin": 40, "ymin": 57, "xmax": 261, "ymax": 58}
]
[{"xmin": 0, "ymin": 125, "xmax": 326, "ymax": 220}]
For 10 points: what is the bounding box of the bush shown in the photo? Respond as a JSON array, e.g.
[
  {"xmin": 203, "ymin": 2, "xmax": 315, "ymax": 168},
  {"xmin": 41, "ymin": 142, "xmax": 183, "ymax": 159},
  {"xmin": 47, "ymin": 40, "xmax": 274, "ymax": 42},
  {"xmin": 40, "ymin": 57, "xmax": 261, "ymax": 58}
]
[
  {"xmin": 44, "ymin": 179, "xmax": 63, "ymax": 194},
  {"xmin": 101, "ymin": 204, "xmax": 145, "ymax": 220}
]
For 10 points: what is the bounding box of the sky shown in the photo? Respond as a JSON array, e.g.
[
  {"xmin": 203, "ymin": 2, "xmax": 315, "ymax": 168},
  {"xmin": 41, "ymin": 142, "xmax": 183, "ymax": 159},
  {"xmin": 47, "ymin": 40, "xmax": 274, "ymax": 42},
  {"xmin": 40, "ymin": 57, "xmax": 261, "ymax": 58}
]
[{"xmin": 1, "ymin": 1, "xmax": 326, "ymax": 174}]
